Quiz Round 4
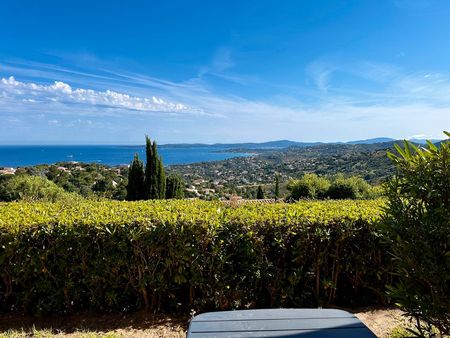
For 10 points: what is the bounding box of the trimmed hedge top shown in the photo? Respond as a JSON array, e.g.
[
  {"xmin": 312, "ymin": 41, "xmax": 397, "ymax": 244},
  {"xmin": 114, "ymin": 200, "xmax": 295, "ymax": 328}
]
[{"xmin": 0, "ymin": 199, "xmax": 383, "ymax": 232}]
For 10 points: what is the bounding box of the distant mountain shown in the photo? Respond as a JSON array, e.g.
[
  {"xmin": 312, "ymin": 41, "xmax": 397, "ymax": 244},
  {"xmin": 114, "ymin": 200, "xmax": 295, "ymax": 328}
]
[
  {"xmin": 345, "ymin": 137, "xmax": 395, "ymax": 145},
  {"xmin": 221, "ymin": 140, "xmax": 323, "ymax": 149},
  {"xmin": 407, "ymin": 138, "xmax": 442, "ymax": 145},
  {"xmin": 161, "ymin": 140, "xmax": 323, "ymax": 150},
  {"xmin": 161, "ymin": 137, "xmax": 443, "ymax": 151}
]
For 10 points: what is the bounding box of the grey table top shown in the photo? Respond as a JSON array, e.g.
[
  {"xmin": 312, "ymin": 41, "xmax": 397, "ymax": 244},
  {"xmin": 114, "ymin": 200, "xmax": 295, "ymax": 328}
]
[{"xmin": 187, "ymin": 309, "xmax": 376, "ymax": 337}]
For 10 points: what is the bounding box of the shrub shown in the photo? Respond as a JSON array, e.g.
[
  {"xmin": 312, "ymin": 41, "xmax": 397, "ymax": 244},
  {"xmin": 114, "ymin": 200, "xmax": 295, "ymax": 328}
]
[
  {"xmin": 0, "ymin": 199, "xmax": 390, "ymax": 314},
  {"xmin": 0, "ymin": 174, "xmax": 80, "ymax": 203},
  {"xmin": 327, "ymin": 175, "xmax": 375, "ymax": 199},
  {"xmin": 383, "ymin": 135, "xmax": 450, "ymax": 337},
  {"xmin": 288, "ymin": 174, "xmax": 378, "ymax": 200},
  {"xmin": 287, "ymin": 173, "xmax": 330, "ymax": 199},
  {"xmin": 327, "ymin": 178, "xmax": 356, "ymax": 199}
]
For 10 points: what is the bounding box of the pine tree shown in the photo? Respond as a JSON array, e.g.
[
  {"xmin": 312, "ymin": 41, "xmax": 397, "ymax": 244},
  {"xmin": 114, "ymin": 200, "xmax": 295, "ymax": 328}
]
[
  {"xmin": 256, "ymin": 185, "xmax": 264, "ymax": 199},
  {"xmin": 126, "ymin": 153, "xmax": 145, "ymax": 200},
  {"xmin": 274, "ymin": 174, "xmax": 280, "ymax": 200}
]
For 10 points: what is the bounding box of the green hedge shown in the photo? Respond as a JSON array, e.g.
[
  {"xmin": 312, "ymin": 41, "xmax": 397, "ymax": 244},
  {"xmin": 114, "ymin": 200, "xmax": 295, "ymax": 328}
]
[{"xmin": 0, "ymin": 200, "xmax": 391, "ymax": 314}]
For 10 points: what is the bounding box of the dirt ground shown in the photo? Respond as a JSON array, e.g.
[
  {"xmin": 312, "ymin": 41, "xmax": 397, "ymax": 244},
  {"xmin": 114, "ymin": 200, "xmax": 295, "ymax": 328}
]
[
  {"xmin": 354, "ymin": 307, "xmax": 410, "ymax": 338},
  {"xmin": 0, "ymin": 307, "xmax": 408, "ymax": 337}
]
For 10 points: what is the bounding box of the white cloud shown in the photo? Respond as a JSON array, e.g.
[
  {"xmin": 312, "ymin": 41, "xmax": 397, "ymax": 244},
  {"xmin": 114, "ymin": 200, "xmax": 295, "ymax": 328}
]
[
  {"xmin": 0, "ymin": 76, "xmax": 200, "ymax": 114},
  {"xmin": 47, "ymin": 119, "xmax": 60, "ymax": 125}
]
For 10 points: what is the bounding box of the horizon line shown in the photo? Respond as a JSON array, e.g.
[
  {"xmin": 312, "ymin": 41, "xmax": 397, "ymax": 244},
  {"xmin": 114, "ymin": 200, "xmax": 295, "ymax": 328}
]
[{"xmin": 0, "ymin": 136, "xmax": 445, "ymax": 147}]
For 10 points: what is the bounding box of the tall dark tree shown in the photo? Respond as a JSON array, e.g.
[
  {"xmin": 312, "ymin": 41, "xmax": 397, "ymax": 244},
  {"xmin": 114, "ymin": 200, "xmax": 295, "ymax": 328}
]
[
  {"xmin": 274, "ymin": 174, "xmax": 280, "ymax": 200},
  {"xmin": 157, "ymin": 157, "xmax": 166, "ymax": 199},
  {"xmin": 143, "ymin": 137, "xmax": 166, "ymax": 199},
  {"xmin": 166, "ymin": 175, "xmax": 185, "ymax": 199},
  {"xmin": 256, "ymin": 185, "xmax": 264, "ymax": 199},
  {"xmin": 148, "ymin": 141, "xmax": 158, "ymax": 199},
  {"xmin": 126, "ymin": 153, "xmax": 145, "ymax": 201},
  {"xmin": 144, "ymin": 136, "xmax": 153, "ymax": 199}
]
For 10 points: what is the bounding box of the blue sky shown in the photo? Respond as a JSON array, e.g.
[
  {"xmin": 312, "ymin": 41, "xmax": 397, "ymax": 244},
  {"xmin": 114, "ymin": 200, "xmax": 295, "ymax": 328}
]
[{"xmin": 0, "ymin": 0, "xmax": 449, "ymax": 144}]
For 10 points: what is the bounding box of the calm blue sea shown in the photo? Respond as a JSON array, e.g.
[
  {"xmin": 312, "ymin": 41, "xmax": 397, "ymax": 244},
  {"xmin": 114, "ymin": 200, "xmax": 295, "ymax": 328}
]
[{"xmin": 0, "ymin": 145, "xmax": 250, "ymax": 167}]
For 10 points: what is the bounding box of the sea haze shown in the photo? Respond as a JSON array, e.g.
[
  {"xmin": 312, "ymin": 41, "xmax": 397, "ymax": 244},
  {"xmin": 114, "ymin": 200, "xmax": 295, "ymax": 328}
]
[{"xmin": 0, "ymin": 145, "xmax": 252, "ymax": 167}]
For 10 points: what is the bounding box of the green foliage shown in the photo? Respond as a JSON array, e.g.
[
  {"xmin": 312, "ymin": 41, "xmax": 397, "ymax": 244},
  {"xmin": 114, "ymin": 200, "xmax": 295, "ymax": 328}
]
[
  {"xmin": 126, "ymin": 154, "xmax": 145, "ymax": 201},
  {"xmin": 143, "ymin": 136, "xmax": 166, "ymax": 199},
  {"xmin": 15, "ymin": 162, "xmax": 127, "ymax": 199},
  {"xmin": 0, "ymin": 199, "xmax": 390, "ymax": 314},
  {"xmin": 274, "ymin": 174, "xmax": 280, "ymax": 199},
  {"xmin": 383, "ymin": 134, "xmax": 450, "ymax": 337},
  {"xmin": 165, "ymin": 175, "xmax": 184, "ymax": 199},
  {"xmin": 157, "ymin": 156, "xmax": 166, "ymax": 199},
  {"xmin": 0, "ymin": 175, "xmax": 80, "ymax": 202},
  {"xmin": 327, "ymin": 174, "xmax": 376, "ymax": 199},
  {"xmin": 288, "ymin": 173, "xmax": 380, "ymax": 200},
  {"xmin": 287, "ymin": 173, "xmax": 330, "ymax": 199},
  {"xmin": 256, "ymin": 185, "xmax": 264, "ymax": 199},
  {"xmin": 389, "ymin": 326, "xmax": 411, "ymax": 338},
  {"xmin": 0, "ymin": 175, "xmax": 13, "ymax": 201}
]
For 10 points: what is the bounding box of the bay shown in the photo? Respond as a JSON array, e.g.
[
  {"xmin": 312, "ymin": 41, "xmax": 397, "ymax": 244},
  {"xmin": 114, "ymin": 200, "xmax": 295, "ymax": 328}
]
[{"xmin": 0, "ymin": 145, "xmax": 251, "ymax": 167}]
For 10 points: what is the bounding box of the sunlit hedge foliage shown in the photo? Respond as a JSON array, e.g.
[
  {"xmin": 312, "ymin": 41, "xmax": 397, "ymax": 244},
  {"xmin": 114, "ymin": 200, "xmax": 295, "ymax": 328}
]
[{"xmin": 0, "ymin": 199, "xmax": 391, "ymax": 314}]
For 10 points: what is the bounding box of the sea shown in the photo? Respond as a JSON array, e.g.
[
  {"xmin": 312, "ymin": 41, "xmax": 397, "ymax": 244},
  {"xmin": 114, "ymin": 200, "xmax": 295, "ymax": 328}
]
[{"xmin": 0, "ymin": 145, "xmax": 251, "ymax": 167}]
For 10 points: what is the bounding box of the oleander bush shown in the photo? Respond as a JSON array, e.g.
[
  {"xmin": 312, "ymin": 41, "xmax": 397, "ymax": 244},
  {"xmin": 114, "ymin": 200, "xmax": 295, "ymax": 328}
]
[
  {"xmin": 0, "ymin": 199, "xmax": 391, "ymax": 314},
  {"xmin": 384, "ymin": 136, "xmax": 450, "ymax": 337}
]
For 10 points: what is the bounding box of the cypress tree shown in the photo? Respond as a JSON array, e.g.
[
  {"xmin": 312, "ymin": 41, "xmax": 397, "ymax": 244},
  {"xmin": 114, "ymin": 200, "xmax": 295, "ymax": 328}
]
[
  {"xmin": 144, "ymin": 135, "xmax": 153, "ymax": 199},
  {"xmin": 126, "ymin": 153, "xmax": 145, "ymax": 200},
  {"xmin": 256, "ymin": 185, "xmax": 264, "ymax": 199},
  {"xmin": 157, "ymin": 157, "xmax": 166, "ymax": 199},
  {"xmin": 166, "ymin": 175, "xmax": 184, "ymax": 199},
  {"xmin": 274, "ymin": 174, "xmax": 280, "ymax": 200},
  {"xmin": 142, "ymin": 137, "xmax": 167, "ymax": 199},
  {"xmin": 150, "ymin": 141, "xmax": 159, "ymax": 198}
]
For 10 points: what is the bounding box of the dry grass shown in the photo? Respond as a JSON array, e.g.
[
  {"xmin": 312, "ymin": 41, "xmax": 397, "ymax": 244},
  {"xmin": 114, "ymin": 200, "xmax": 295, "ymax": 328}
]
[
  {"xmin": 0, "ymin": 312, "xmax": 187, "ymax": 338},
  {"xmin": 0, "ymin": 307, "xmax": 410, "ymax": 337}
]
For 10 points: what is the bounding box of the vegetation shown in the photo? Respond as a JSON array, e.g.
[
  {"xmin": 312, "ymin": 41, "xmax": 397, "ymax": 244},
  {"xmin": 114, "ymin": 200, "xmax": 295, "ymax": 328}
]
[
  {"xmin": 287, "ymin": 173, "xmax": 330, "ymax": 199},
  {"xmin": 144, "ymin": 136, "xmax": 166, "ymax": 199},
  {"xmin": 9, "ymin": 162, "xmax": 128, "ymax": 200},
  {"xmin": 165, "ymin": 175, "xmax": 184, "ymax": 199},
  {"xmin": 126, "ymin": 154, "xmax": 145, "ymax": 201},
  {"xmin": 127, "ymin": 136, "xmax": 168, "ymax": 200},
  {"xmin": 256, "ymin": 185, "xmax": 264, "ymax": 199},
  {"xmin": 168, "ymin": 141, "xmax": 397, "ymax": 199},
  {"xmin": 383, "ymin": 135, "xmax": 450, "ymax": 337},
  {"xmin": 0, "ymin": 175, "xmax": 80, "ymax": 203},
  {"xmin": 287, "ymin": 173, "xmax": 380, "ymax": 200},
  {"xmin": 0, "ymin": 199, "xmax": 389, "ymax": 314},
  {"xmin": 274, "ymin": 174, "xmax": 280, "ymax": 200}
]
